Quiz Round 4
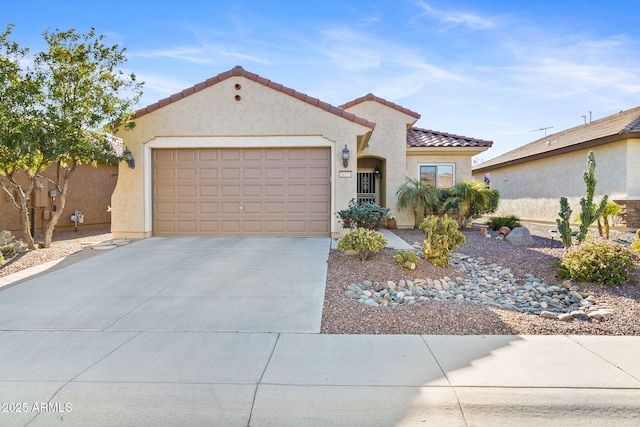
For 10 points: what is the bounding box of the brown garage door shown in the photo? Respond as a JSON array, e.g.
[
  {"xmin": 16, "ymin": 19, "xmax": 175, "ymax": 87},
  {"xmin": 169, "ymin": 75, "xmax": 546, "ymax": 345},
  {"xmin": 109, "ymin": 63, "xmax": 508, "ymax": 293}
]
[{"xmin": 152, "ymin": 147, "xmax": 331, "ymax": 237}]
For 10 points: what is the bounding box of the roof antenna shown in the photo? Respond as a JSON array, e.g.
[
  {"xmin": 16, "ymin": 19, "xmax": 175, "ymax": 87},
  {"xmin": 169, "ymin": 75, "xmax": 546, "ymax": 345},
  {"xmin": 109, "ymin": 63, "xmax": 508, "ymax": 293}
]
[
  {"xmin": 589, "ymin": 111, "xmax": 592, "ymax": 123},
  {"xmin": 529, "ymin": 126, "xmax": 553, "ymax": 136},
  {"xmin": 582, "ymin": 115, "xmax": 587, "ymax": 125}
]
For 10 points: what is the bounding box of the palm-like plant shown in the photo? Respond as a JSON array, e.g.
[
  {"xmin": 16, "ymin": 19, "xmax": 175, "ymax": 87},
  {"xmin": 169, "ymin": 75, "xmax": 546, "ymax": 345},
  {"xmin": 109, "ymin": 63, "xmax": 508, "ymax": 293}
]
[
  {"xmin": 444, "ymin": 180, "xmax": 499, "ymax": 229},
  {"xmin": 395, "ymin": 177, "xmax": 440, "ymax": 227}
]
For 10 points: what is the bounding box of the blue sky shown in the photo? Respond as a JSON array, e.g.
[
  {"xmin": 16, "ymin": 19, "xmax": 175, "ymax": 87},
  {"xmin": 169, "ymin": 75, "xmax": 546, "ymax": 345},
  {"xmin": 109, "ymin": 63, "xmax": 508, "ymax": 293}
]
[{"xmin": 4, "ymin": 0, "xmax": 640, "ymax": 161}]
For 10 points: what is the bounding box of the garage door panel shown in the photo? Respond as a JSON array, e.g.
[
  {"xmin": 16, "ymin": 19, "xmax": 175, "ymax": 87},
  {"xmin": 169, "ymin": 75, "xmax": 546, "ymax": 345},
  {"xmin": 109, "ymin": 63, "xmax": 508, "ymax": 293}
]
[
  {"xmin": 243, "ymin": 185, "xmax": 262, "ymax": 196},
  {"xmin": 178, "ymin": 186, "xmax": 197, "ymax": 197},
  {"xmin": 199, "ymin": 168, "xmax": 217, "ymax": 179},
  {"xmin": 199, "ymin": 185, "xmax": 217, "ymax": 196},
  {"xmin": 221, "ymin": 202, "xmax": 241, "ymax": 213},
  {"xmin": 153, "ymin": 147, "xmax": 329, "ymax": 237},
  {"xmin": 177, "ymin": 151, "xmax": 196, "ymax": 162},
  {"xmin": 200, "ymin": 203, "xmax": 217, "ymax": 214},
  {"xmin": 243, "ymin": 202, "xmax": 262, "ymax": 213},
  {"xmin": 221, "ymin": 185, "xmax": 240, "ymax": 196}
]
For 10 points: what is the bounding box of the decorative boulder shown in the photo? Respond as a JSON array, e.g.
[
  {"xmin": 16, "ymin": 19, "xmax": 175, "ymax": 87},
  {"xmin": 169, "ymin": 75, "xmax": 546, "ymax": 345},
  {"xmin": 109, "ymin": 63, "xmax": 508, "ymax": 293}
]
[{"xmin": 505, "ymin": 227, "xmax": 535, "ymax": 246}]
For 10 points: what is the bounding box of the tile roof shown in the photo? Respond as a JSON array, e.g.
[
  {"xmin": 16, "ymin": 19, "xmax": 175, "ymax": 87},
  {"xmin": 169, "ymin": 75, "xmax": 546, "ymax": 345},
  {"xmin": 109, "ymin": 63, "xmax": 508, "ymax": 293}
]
[
  {"xmin": 474, "ymin": 106, "xmax": 640, "ymax": 172},
  {"xmin": 132, "ymin": 66, "xmax": 375, "ymax": 130},
  {"xmin": 407, "ymin": 127, "xmax": 493, "ymax": 148},
  {"xmin": 340, "ymin": 93, "xmax": 421, "ymax": 120}
]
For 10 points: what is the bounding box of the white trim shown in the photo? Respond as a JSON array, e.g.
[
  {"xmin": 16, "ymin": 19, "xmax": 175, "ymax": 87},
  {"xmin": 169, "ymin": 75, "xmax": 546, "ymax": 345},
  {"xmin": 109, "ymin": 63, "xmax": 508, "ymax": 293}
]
[
  {"xmin": 142, "ymin": 135, "xmax": 336, "ymax": 236},
  {"xmin": 145, "ymin": 135, "xmax": 332, "ymax": 148}
]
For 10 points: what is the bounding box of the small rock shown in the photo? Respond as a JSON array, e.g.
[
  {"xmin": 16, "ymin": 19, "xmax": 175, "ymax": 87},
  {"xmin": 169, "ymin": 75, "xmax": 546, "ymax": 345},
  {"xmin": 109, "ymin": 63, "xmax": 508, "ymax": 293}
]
[
  {"xmin": 558, "ymin": 313, "xmax": 574, "ymax": 322},
  {"xmin": 540, "ymin": 311, "xmax": 558, "ymax": 319}
]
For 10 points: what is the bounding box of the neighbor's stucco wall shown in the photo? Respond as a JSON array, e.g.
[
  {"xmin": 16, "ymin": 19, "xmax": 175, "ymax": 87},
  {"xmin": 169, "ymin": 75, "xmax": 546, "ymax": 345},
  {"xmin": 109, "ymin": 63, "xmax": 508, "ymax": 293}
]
[
  {"xmin": 0, "ymin": 164, "xmax": 117, "ymax": 238},
  {"xmin": 111, "ymin": 76, "xmax": 371, "ymax": 238},
  {"xmin": 473, "ymin": 140, "xmax": 634, "ymax": 226}
]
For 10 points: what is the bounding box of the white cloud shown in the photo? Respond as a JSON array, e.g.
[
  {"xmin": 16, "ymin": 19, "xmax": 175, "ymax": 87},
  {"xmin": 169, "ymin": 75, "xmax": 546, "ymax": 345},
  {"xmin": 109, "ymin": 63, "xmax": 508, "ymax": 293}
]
[{"xmin": 415, "ymin": 1, "xmax": 495, "ymax": 30}]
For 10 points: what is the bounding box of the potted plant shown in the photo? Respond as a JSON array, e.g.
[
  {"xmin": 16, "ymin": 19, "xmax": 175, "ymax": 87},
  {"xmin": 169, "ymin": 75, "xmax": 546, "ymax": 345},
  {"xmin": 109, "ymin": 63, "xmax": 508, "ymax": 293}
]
[{"xmin": 386, "ymin": 214, "xmax": 397, "ymax": 229}]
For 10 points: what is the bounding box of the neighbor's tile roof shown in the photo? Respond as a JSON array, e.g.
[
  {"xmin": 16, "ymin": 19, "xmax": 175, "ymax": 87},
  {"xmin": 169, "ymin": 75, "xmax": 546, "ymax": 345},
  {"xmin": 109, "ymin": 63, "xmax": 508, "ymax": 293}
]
[
  {"xmin": 407, "ymin": 127, "xmax": 493, "ymax": 148},
  {"xmin": 474, "ymin": 106, "xmax": 640, "ymax": 172},
  {"xmin": 132, "ymin": 66, "xmax": 375, "ymax": 130},
  {"xmin": 340, "ymin": 93, "xmax": 421, "ymax": 120}
]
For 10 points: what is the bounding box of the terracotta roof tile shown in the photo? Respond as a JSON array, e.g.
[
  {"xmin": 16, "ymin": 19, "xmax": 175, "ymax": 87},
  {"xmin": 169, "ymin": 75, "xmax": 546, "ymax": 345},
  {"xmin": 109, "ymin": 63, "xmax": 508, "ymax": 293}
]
[
  {"xmin": 340, "ymin": 93, "xmax": 421, "ymax": 120},
  {"xmin": 407, "ymin": 127, "xmax": 493, "ymax": 148},
  {"xmin": 132, "ymin": 66, "xmax": 375, "ymax": 129},
  {"xmin": 474, "ymin": 106, "xmax": 640, "ymax": 172}
]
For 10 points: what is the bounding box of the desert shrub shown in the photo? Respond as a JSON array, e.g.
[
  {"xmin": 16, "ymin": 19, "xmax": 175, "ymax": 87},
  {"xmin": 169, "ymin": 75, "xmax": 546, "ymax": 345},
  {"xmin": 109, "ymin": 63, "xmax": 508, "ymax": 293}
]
[
  {"xmin": 486, "ymin": 215, "xmax": 521, "ymax": 231},
  {"xmin": 337, "ymin": 228, "xmax": 388, "ymax": 261},
  {"xmin": 394, "ymin": 250, "xmax": 419, "ymax": 270},
  {"xmin": 556, "ymin": 237, "xmax": 640, "ymax": 287},
  {"xmin": 419, "ymin": 215, "xmax": 466, "ymax": 267},
  {"xmin": 632, "ymin": 230, "xmax": 640, "ymax": 254},
  {"xmin": 336, "ymin": 199, "xmax": 391, "ymax": 230},
  {"xmin": 0, "ymin": 230, "xmax": 27, "ymax": 255},
  {"xmin": 440, "ymin": 181, "xmax": 500, "ymax": 229}
]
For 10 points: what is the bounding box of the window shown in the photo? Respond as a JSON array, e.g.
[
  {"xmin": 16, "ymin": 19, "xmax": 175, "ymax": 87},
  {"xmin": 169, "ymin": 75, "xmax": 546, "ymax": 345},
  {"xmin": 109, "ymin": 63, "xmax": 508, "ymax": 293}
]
[{"xmin": 420, "ymin": 165, "xmax": 454, "ymax": 189}]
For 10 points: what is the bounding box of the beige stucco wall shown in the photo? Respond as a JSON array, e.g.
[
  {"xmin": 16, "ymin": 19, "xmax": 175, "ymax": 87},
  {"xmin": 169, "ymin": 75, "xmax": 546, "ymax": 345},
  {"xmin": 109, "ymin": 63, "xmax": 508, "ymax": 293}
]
[
  {"xmin": 473, "ymin": 140, "xmax": 635, "ymax": 226},
  {"xmin": 342, "ymin": 101, "xmax": 416, "ymax": 228},
  {"xmin": 111, "ymin": 76, "xmax": 371, "ymax": 238},
  {"xmin": 341, "ymin": 99, "xmax": 489, "ymax": 228}
]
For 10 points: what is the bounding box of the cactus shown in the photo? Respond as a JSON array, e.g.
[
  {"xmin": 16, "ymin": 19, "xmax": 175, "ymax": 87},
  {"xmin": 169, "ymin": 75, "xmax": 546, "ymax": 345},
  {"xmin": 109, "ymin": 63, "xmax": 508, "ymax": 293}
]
[
  {"xmin": 577, "ymin": 151, "xmax": 608, "ymax": 243},
  {"xmin": 419, "ymin": 215, "xmax": 466, "ymax": 267},
  {"xmin": 556, "ymin": 197, "xmax": 573, "ymax": 248},
  {"xmin": 0, "ymin": 230, "xmax": 28, "ymax": 255},
  {"xmin": 394, "ymin": 250, "xmax": 419, "ymax": 270}
]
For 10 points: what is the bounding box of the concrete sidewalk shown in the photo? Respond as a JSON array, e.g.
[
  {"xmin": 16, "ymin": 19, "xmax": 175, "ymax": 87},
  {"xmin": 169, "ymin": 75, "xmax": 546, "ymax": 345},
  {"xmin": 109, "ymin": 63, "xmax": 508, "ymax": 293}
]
[
  {"xmin": 1, "ymin": 237, "xmax": 639, "ymax": 426},
  {"xmin": 1, "ymin": 332, "xmax": 639, "ymax": 426}
]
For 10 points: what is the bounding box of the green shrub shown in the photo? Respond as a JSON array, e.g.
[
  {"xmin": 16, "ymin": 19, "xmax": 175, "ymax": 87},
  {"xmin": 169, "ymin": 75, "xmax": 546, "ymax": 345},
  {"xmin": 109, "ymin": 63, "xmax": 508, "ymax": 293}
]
[
  {"xmin": 394, "ymin": 250, "xmax": 419, "ymax": 270},
  {"xmin": 0, "ymin": 230, "xmax": 27, "ymax": 255},
  {"xmin": 632, "ymin": 230, "xmax": 640, "ymax": 254},
  {"xmin": 0, "ymin": 253, "xmax": 4, "ymax": 265},
  {"xmin": 419, "ymin": 215, "xmax": 466, "ymax": 267},
  {"xmin": 556, "ymin": 237, "xmax": 640, "ymax": 287},
  {"xmin": 335, "ymin": 199, "xmax": 392, "ymax": 230},
  {"xmin": 486, "ymin": 215, "xmax": 521, "ymax": 231},
  {"xmin": 337, "ymin": 228, "xmax": 388, "ymax": 261}
]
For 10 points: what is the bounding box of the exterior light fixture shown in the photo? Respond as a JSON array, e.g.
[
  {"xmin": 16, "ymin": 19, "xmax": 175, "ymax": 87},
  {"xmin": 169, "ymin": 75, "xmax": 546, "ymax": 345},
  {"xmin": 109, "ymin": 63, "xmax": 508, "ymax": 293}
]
[
  {"xmin": 374, "ymin": 165, "xmax": 381, "ymax": 179},
  {"xmin": 342, "ymin": 144, "xmax": 350, "ymax": 168},
  {"xmin": 122, "ymin": 146, "xmax": 135, "ymax": 169}
]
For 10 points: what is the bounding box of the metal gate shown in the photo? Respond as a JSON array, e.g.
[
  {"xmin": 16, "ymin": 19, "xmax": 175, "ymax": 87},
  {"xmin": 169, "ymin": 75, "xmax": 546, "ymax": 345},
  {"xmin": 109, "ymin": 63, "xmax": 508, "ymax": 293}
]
[{"xmin": 357, "ymin": 171, "xmax": 378, "ymax": 205}]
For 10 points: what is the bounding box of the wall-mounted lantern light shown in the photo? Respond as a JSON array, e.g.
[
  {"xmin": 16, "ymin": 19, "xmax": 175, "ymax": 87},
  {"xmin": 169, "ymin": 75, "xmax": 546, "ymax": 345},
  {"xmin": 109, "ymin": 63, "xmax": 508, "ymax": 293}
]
[
  {"xmin": 342, "ymin": 144, "xmax": 350, "ymax": 168},
  {"xmin": 374, "ymin": 165, "xmax": 381, "ymax": 180},
  {"xmin": 123, "ymin": 146, "xmax": 135, "ymax": 169}
]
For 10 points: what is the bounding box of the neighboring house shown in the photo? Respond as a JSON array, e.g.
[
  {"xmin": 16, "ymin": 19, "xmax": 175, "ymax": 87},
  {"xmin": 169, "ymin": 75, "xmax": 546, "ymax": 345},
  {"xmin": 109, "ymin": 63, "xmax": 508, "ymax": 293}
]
[
  {"xmin": 111, "ymin": 66, "xmax": 492, "ymax": 238},
  {"xmin": 0, "ymin": 164, "xmax": 118, "ymax": 237},
  {"xmin": 472, "ymin": 107, "xmax": 640, "ymax": 230}
]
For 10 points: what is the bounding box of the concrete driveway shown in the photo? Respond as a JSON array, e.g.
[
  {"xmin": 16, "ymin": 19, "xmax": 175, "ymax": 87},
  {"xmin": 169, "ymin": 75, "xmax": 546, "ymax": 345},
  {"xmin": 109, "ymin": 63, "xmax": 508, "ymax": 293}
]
[
  {"xmin": 1, "ymin": 237, "xmax": 639, "ymax": 426},
  {"xmin": 0, "ymin": 237, "xmax": 330, "ymax": 333}
]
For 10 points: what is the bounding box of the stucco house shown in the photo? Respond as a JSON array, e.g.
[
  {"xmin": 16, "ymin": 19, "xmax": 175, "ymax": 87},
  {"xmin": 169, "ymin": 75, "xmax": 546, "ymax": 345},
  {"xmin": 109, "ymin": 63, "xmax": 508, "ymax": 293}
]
[
  {"xmin": 472, "ymin": 107, "xmax": 640, "ymax": 230},
  {"xmin": 111, "ymin": 66, "xmax": 492, "ymax": 239}
]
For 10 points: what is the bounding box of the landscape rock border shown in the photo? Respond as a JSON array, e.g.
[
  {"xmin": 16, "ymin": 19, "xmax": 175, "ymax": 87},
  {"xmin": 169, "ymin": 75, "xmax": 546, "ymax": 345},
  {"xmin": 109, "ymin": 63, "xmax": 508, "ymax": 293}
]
[{"xmin": 346, "ymin": 252, "xmax": 614, "ymax": 322}]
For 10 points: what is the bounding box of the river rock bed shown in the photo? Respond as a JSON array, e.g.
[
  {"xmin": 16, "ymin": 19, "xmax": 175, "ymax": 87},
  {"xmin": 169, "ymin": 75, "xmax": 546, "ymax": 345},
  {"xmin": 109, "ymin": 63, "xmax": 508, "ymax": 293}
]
[{"xmin": 345, "ymin": 252, "xmax": 613, "ymax": 321}]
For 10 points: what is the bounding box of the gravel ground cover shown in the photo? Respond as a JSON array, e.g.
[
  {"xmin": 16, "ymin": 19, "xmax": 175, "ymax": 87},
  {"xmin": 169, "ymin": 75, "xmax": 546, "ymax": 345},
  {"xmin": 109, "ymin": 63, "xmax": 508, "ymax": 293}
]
[
  {"xmin": 322, "ymin": 223, "xmax": 640, "ymax": 335},
  {"xmin": 0, "ymin": 228, "xmax": 113, "ymax": 279}
]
